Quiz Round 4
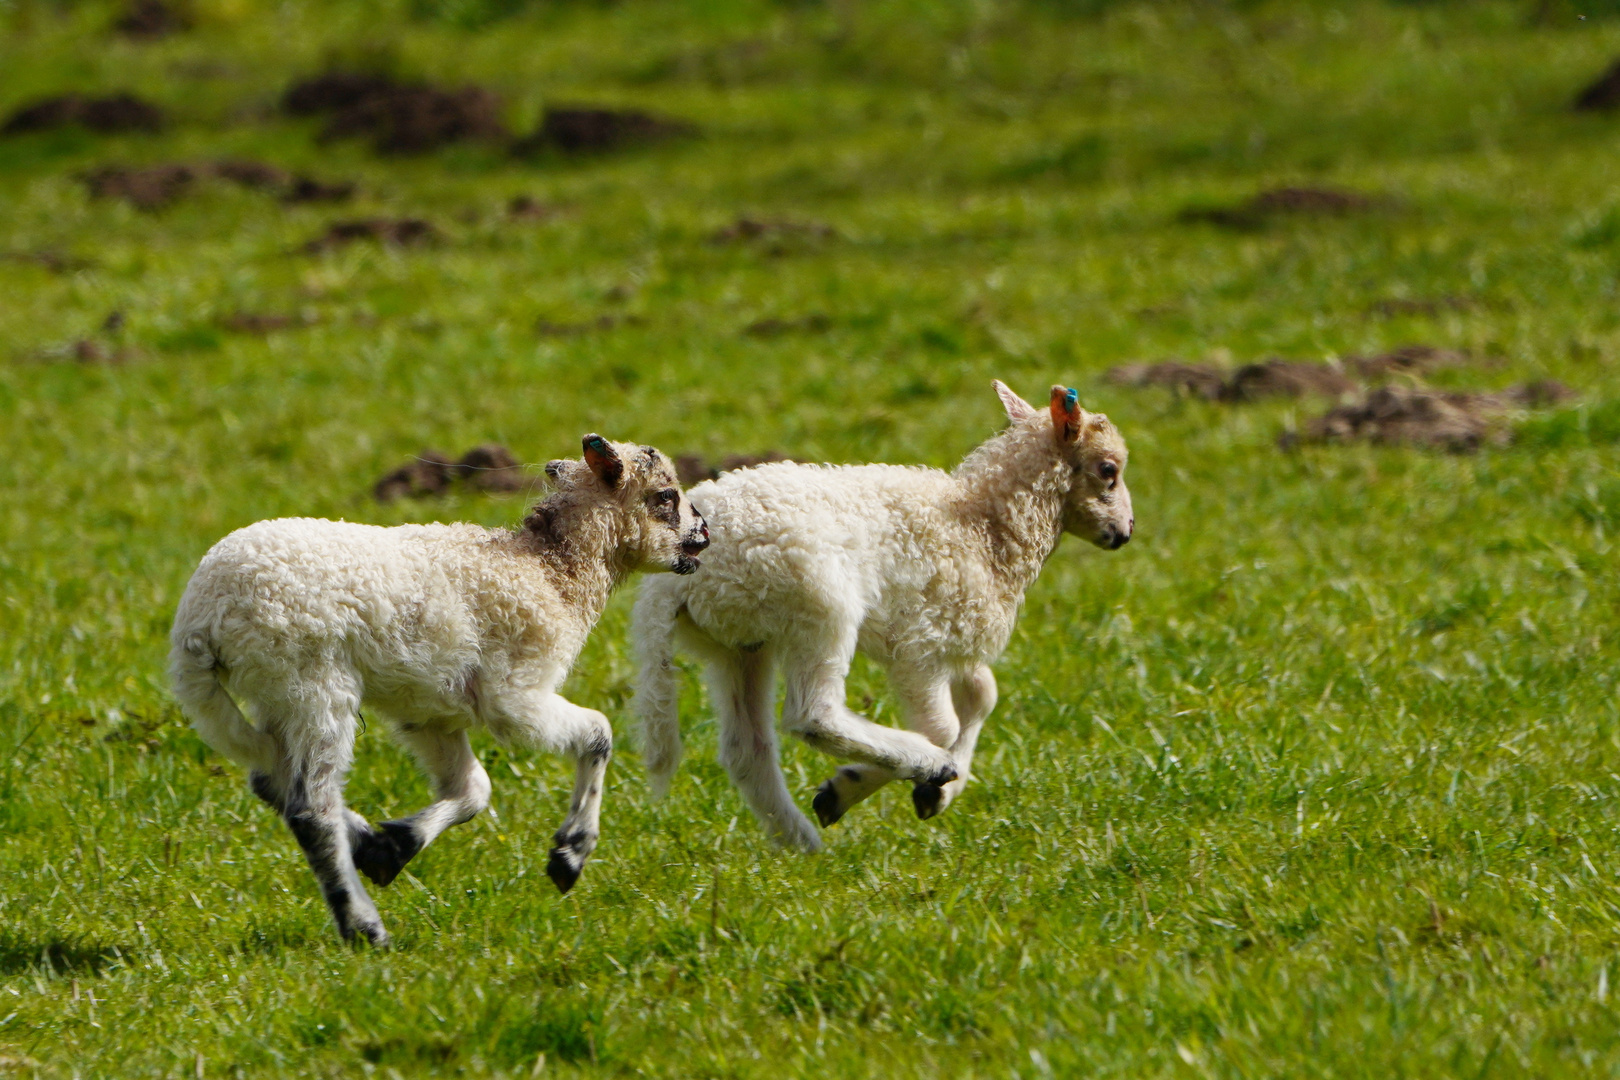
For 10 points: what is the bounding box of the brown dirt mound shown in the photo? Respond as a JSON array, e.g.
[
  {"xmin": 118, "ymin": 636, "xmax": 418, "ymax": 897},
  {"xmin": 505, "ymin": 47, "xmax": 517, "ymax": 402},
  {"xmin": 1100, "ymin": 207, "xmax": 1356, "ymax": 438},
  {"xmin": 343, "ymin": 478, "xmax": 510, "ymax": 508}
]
[
  {"xmin": 374, "ymin": 444, "xmax": 528, "ymax": 502},
  {"xmin": 744, "ymin": 314, "xmax": 832, "ymax": 337},
  {"xmin": 282, "ymin": 176, "xmax": 356, "ymax": 204},
  {"xmin": 711, "ymin": 217, "xmax": 837, "ymax": 245},
  {"xmin": 81, "ymin": 160, "xmax": 353, "ymax": 210},
  {"xmin": 1106, "ymin": 359, "xmax": 1353, "ymax": 402},
  {"xmin": 82, "ymin": 163, "xmax": 197, "ymax": 210},
  {"xmin": 1289, "ymin": 382, "xmax": 1573, "ymax": 452},
  {"xmin": 1367, "ymin": 296, "xmax": 1477, "ymax": 319},
  {"xmin": 283, "ymin": 73, "xmax": 403, "ymax": 115},
  {"xmin": 219, "ymin": 312, "xmax": 316, "ymax": 334},
  {"xmin": 114, "ymin": 0, "xmax": 190, "ymax": 39},
  {"xmin": 284, "ymin": 72, "xmax": 508, "ymax": 155},
  {"xmin": 302, "ymin": 218, "xmax": 438, "ymax": 254},
  {"xmin": 513, "ymin": 107, "xmax": 695, "ymax": 156},
  {"xmin": 1224, "ymin": 360, "xmax": 1357, "ymax": 401},
  {"xmin": 1180, "ymin": 186, "xmax": 1379, "ymax": 229},
  {"xmin": 673, "ymin": 450, "xmax": 791, "ymax": 487},
  {"xmin": 455, "ymin": 443, "xmax": 526, "ymax": 492},
  {"xmin": 1, "ymin": 250, "xmax": 96, "ymax": 273},
  {"xmin": 535, "ymin": 314, "xmax": 643, "ymax": 337},
  {"xmin": 2, "ymin": 93, "xmax": 165, "ymax": 135},
  {"xmin": 508, "ymin": 195, "xmax": 561, "ymax": 220},
  {"xmin": 1575, "ymin": 58, "xmax": 1620, "ymax": 111},
  {"xmin": 1348, "ymin": 344, "xmax": 1470, "ymax": 379}
]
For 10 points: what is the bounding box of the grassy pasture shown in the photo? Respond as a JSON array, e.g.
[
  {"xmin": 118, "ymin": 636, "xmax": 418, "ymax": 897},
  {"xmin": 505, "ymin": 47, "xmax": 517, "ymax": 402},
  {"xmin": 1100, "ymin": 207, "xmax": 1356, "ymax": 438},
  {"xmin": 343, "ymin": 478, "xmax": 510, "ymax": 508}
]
[{"xmin": 3, "ymin": 0, "xmax": 1620, "ymax": 1074}]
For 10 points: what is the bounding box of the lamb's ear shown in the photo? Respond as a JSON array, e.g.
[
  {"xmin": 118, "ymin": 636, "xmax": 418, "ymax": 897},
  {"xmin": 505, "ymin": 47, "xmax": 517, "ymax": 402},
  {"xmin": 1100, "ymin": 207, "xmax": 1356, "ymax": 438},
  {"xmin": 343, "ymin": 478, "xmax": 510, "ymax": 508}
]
[
  {"xmin": 993, "ymin": 379, "xmax": 1037, "ymax": 422},
  {"xmin": 1049, "ymin": 385, "xmax": 1082, "ymax": 443},
  {"xmin": 582, "ymin": 433, "xmax": 624, "ymax": 488}
]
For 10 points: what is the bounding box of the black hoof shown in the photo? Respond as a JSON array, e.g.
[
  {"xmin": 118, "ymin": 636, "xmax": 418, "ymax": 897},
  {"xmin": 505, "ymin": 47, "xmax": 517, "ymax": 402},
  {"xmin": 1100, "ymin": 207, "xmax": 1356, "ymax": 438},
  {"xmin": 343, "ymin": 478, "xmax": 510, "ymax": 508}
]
[
  {"xmin": 546, "ymin": 847, "xmax": 583, "ymax": 894},
  {"xmin": 353, "ymin": 821, "xmax": 423, "ymax": 887},
  {"xmin": 812, "ymin": 780, "xmax": 845, "ymax": 828},
  {"xmin": 912, "ymin": 783, "xmax": 945, "ymax": 820}
]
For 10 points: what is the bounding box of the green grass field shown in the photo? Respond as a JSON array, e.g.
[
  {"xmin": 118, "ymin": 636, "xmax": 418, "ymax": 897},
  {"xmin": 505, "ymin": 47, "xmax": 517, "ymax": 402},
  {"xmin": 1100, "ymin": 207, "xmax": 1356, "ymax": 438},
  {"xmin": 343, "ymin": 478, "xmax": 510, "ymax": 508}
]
[{"xmin": 4, "ymin": 0, "xmax": 1620, "ymax": 1074}]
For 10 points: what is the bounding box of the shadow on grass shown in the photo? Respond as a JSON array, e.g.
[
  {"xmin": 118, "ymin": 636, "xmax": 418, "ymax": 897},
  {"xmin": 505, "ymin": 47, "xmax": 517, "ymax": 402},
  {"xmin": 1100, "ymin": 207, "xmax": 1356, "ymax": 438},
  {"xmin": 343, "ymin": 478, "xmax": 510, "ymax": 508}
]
[{"xmin": 0, "ymin": 932, "xmax": 122, "ymax": 976}]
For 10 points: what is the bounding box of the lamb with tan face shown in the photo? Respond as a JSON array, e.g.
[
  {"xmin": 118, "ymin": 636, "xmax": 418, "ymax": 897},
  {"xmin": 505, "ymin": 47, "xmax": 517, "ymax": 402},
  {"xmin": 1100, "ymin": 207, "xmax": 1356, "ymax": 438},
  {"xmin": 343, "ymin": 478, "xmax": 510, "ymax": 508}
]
[
  {"xmin": 632, "ymin": 381, "xmax": 1134, "ymax": 850},
  {"xmin": 170, "ymin": 434, "xmax": 706, "ymax": 946}
]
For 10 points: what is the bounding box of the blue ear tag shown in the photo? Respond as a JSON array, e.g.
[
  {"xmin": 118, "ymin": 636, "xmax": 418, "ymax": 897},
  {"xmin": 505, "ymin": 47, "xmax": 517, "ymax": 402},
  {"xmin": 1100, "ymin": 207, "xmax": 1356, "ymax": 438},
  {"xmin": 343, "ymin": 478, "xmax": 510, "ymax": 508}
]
[
  {"xmin": 587, "ymin": 436, "xmax": 606, "ymax": 452},
  {"xmin": 1064, "ymin": 388, "xmax": 1078, "ymax": 412}
]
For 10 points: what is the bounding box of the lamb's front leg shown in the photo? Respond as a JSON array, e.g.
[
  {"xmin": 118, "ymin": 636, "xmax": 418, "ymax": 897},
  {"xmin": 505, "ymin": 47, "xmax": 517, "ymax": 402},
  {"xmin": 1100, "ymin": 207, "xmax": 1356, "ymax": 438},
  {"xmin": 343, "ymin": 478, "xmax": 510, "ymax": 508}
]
[
  {"xmin": 811, "ymin": 674, "xmax": 958, "ymax": 827},
  {"xmin": 486, "ymin": 690, "xmax": 613, "ymax": 894},
  {"xmin": 352, "ymin": 728, "xmax": 492, "ymax": 887}
]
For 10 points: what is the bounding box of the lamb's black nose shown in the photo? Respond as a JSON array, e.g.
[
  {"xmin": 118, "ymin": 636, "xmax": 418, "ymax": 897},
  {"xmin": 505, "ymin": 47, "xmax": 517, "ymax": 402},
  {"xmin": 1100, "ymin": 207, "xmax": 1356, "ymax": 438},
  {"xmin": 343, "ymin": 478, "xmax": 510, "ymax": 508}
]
[{"xmin": 1110, "ymin": 529, "xmax": 1131, "ymax": 549}]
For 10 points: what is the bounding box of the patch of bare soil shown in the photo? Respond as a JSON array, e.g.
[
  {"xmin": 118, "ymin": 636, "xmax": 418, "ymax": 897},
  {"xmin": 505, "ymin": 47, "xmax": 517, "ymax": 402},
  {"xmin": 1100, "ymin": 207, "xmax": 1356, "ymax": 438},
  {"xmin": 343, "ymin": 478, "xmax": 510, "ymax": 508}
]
[
  {"xmin": 219, "ymin": 312, "xmax": 316, "ymax": 334},
  {"xmin": 1224, "ymin": 360, "xmax": 1357, "ymax": 401},
  {"xmin": 1180, "ymin": 186, "xmax": 1380, "ymax": 229},
  {"xmin": 1366, "ymin": 296, "xmax": 1477, "ymax": 319},
  {"xmin": 673, "ymin": 450, "xmax": 790, "ymax": 487},
  {"xmin": 512, "ymin": 107, "xmax": 695, "ymax": 156},
  {"xmin": 1, "ymin": 250, "xmax": 95, "ymax": 274},
  {"xmin": 1347, "ymin": 344, "xmax": 1471, "ymax": 379},
  {"xmin": 1106, "ymin": 359, "xmax": 1354, "ymax": 401},
  {"xmin": 114, "ymin": 0, "xmax": 190, "ymax": 39},
  {"xmin": 456, "ymin": 443, "xmax": 526, "ymax": 492},
  {"xmin": 210, "ymin": 159, "xmax": 288, "ymax": 189},
  {"xmin": 283, "ymin": 72, "xmax": 508, "ymax": 155},
  {"xmin": 507, "ymin": 195, "xmax": 561, "ymax": 220},
  {"xmin": 81, "ymin": 161, "xmax": 355, "ymax": 210},
  {"xmin": 1575, "ymin": 58, "xmax": 1620, "ymax": 111},
  {"xmin": 282, "ymin": 176, "xmax": 356, "ymax": 204},
  {"xmin": 82, "ymin": 163, "xmax": 196, "ymax": 210},
  {"xmin": 374, "ymin": 444, "xmax": 527, "ymax": 501},
  {"xmin": 535, "ymin": 314, "xmax": 644, "ymax": 337},
  {"xmin": 711, "ymin": 217, "xmax": 837, "ymax": 245},
  {"xmin": 1287, "ymin": 382, "xmax": 1573, "ymax": 452},
  {"xmin": 2, "ymin": 93, "xmax": 165, "ymax": 135},
  {"xmin": 301, "ymin": 218, "xmax": 438, "ymax": 254},
  {"xmin": 744, "ymin": 313, "xmax": 832, "ymax": 337}
]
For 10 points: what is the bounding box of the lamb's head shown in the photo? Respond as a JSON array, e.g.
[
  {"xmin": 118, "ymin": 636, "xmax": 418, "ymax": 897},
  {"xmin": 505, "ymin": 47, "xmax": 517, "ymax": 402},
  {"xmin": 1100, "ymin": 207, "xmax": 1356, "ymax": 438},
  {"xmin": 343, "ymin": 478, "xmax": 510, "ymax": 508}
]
[
  {"xmin": 994, "ymin": 379, "xmax": 1134, "ymax": 550},
  {"xmin": 531, "ymin": 434, "xmax": 709, "ymax": 574}
]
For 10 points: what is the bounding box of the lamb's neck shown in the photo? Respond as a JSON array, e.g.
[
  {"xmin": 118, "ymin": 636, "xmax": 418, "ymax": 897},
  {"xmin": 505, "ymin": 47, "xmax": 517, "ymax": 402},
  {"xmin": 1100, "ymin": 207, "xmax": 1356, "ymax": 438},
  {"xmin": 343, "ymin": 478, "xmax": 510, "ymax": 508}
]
[
  {"xmin": 951, "ymin": 436, "xmax": 1067, "ymax": 605},
  {"xmin": 519, "ymin": 511, "xmax": 631, "ymax": 623}
]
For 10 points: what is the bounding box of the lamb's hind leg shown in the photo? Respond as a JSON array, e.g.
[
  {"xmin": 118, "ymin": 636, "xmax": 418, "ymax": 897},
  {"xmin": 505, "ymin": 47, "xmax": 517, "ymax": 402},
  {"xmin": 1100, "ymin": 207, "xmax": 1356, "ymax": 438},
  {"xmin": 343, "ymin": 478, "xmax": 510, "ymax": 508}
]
[
  {"xmin": 248, "ymin": 770, "xmax": 373, "ymax": 856},
  {"xmin": 812, "ymin": 674, "xmax": 957, "ymax": 827},
  {"xmin": 486, "ymin": 691, "xmax": 612, "ymax": 894},
  {"xmin": 816, "ymin": 665, "xmax": 997, "ymax": 823},
  {"xmin": 353, "ymin": 727, "xmax": 491, "ymax": 887},
  {"xmin": 712, "ymin": 646, "xmax": 820, "ymax": 852},
  {"xmin": 780, "ymin": 649, "xmax": 958, "ymax": 790},
  {"xmin": 275, "ymin": 707, "xmax": 387, "ymax": 946}
]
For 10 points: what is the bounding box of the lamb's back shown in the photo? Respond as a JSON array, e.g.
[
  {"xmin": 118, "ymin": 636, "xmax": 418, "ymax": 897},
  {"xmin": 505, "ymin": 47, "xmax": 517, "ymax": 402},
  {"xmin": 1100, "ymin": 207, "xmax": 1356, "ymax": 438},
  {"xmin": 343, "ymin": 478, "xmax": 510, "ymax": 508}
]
[
  {"xmin": 174, "ymin": 518, "xmax": 504, "ymax": 660},
  {"xmin": 682, "ymin": 462, "xmax": 959, "ymax": 641}
]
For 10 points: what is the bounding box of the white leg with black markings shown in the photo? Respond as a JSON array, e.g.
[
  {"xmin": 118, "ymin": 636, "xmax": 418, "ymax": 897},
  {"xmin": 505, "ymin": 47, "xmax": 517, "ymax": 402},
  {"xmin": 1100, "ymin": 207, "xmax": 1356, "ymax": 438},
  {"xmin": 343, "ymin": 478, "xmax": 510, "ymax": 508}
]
[
  {"xmin": 779, "ymin": 641, "xmax": 959, "ymax": 789},
  {"xmin": 352, "ymin": 727, "xmax": 491, "ymax": 888},
  {"xmin": 814, "ymin": 663, "xmax": 997, "ymax": 824},
  {"xmin": 486, "ymin": 690, "xmax": 613, "ymax": 894},
  {"xmin": 266, "ymin": 698, "xmax": 387, "ymax": 946}
]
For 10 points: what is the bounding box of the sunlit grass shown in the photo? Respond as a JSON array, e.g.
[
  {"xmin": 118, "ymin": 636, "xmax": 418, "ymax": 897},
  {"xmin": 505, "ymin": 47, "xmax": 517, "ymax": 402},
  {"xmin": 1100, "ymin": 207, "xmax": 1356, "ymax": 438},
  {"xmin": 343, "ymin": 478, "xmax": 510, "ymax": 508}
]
[{"xmin": 2, "ymin": 0, "xmax": 1620, "ymax": 1075}]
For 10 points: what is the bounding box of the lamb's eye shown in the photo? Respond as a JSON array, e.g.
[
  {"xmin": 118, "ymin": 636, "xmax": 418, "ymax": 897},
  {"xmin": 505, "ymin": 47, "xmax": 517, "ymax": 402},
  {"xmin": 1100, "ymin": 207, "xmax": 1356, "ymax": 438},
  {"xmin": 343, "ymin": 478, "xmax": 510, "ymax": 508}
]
[
  {"xmin": 1098, "ymin": 461, "xmax": 1118, "ymax": 482},
  {"xmin": 658, "ymin": 488, "xmax": 679, "ymax": 504}
]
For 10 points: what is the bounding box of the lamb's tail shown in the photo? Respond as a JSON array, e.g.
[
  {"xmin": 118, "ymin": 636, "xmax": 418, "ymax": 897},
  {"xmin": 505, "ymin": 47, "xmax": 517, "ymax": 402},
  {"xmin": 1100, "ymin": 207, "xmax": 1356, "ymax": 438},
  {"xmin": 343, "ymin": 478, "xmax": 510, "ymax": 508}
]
[
  {"xmin": 169, "ymin": 632, "xmax": 276, "ymax": 772},
  {"xmin": 632, "ymin": 578, "xmax": 686, "ymax": 800}
]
